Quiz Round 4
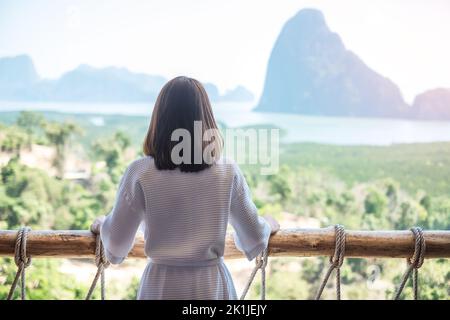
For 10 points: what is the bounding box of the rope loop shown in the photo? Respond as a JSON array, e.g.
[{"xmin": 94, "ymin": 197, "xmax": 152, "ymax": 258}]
[
  {"xmin": 255, "ymin": 247, "xmax": 269, "ymax": 269},
  {"xmin": 394, "ymin": 227, "xmax": 426, "ymax": 300},
  {"xmin": 329, "ymin": 224, "xmax": 346, "ymax": 268},
  {"xmin": 315, "ymin": 224, "xmax": 346, "ymax": 300},
  {"xmin": 7, "ymin": 227, "xmax": 32, "ymax": 300},
  {"xmin": 86, "ymin": 233, "xmax": 110, "ymax": 300},
  {"xmin": 240, "ymin": 247, "xmax": 269, "ymax": 300},
  {"xmin": 94, "ymin": 234, "xmax": 110, "ymax": 269},
  {"xmin": 407, "ymin": 227, "xmax": 426, "ymax": 269}
]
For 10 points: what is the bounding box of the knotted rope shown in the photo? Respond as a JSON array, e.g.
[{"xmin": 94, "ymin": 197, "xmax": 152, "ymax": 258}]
[
  {"xmin": 7, "ymin": 227, "xmax": 32, "ymax": 300},
  {"xmin": 85, "ymin": 234, "xmax": 110, "ymax": 300},
  {"xmin": 240, "ymin": 247, "xmax": 269, "ymax": 300},
  {"xmin": 315, "ymin": 224, "xmax": 346, "ymax": 300},
  {"xmin": 393, "ymin": 227, "xmax": 426, "ymax": 300}
]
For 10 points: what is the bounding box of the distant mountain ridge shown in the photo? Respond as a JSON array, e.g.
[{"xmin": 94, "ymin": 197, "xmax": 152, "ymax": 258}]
[
  {"xmin": 1, "ymin": 8, "xmax": 449, "ymax": 120},
  {"xmin": 0, "ymin": 55, "xmax": 253, "ymax": 103},
  {"xmin": 255, "ymin": 8, "xmax": 450, "ymax": 120},
  {"xmin": 0, "ymin": 55, "xmax": 40, "ymax": 100}
]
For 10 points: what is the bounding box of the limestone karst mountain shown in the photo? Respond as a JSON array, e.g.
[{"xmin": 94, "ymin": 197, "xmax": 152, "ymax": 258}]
[{"xmin": 255, "ymin": 9, "xmax": 410, "ymax": 118}]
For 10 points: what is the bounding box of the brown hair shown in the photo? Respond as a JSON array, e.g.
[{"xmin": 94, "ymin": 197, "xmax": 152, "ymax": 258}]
[{"xmin": 143, "ymin": 76, "xmax": 222, "ymax": 172}]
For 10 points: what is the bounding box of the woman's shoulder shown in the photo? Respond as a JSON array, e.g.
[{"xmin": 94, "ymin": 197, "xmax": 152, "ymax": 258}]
[
  {"xmin": 125, "ymin": 156, "xmax": 243, "ymax": 179},
  {"xmin": 215, "ymin": 157, "xmax": 251, "ymax": 190},
  {"xmin": 213, "ymin": 156, "xmax": 242, "ymax": 176},
  {"xmin": 125, "ymin": 156, "xmax": 156, "ymax": 178}
]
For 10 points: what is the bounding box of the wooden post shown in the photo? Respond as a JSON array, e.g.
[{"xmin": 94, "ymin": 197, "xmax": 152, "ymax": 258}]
[{"xmin": 0, "ymin": 228, "xmax": 449, "ymax": 259}]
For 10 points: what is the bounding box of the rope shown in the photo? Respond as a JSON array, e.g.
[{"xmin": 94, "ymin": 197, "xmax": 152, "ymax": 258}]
[
  {"xmin": 7, "ymin": 227, "xmax": 32, "ymax": 300},
  {"xmin": 394, "ymin": 227, "xmax": 426, "ymax": 300},
  {"xmin": 240, "ymin": 247, "xmax": 269, "ymax": 300},
  {"xmin": 315, "ymin": 224, "xmax": 346, "ymax": 300},
  {"xmin": 85, "ymin": 234, "xmax": 110, "ymax": 300}
]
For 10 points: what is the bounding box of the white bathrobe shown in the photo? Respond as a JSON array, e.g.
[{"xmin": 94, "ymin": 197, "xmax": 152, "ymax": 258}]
[{"xmin": 100, "ymin": 156, "xmax": 271, "ymax": 300}]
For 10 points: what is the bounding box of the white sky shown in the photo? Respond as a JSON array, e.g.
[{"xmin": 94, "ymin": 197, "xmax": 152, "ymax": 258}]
[{"xmin": 0, "ymin": 0, "xmax": 449, "ymax": 103}]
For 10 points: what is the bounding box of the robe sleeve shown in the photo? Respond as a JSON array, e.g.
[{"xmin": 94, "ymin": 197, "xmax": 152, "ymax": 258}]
[
  {"xmin": 100, "ymin": 163, "xmax": 146, "ymax": 264},
  {"xmin": 229, "ymin": 164, "xmax": 271, "ymax": 261}
]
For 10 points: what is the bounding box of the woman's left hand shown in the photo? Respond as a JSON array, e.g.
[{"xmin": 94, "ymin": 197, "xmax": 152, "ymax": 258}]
[
  {"xmin": 263, "ymin": 215, "xmax": 280, "ymax": 235},
  {"xmin": 90, "ymin": 215, "xmax": 106, "ymax": 234}
]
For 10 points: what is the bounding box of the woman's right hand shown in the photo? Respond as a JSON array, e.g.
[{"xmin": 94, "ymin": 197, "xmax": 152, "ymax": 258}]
[
  {"xmin": 263, "ymin": 215, "xmax": 280, "ymax": 235},
  {"xmin": 90, "ymin": 215, "xmax": 106, "ymax": 234}
]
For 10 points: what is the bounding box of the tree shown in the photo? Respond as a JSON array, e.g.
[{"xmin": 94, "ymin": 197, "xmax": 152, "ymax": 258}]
[
  {"xmin": 421, "ymin": 196, "xmax": 450, "ymax": 230},
  {"xmin": 364, "ymin": 189, "xmax": 387, "ymax": 217},
  {"xmin": 16, "ymin": 111, "xmax": 45, "ymax": 149},
  {"xmin": 420, "ymin": 195, "xmax": 431, "ymax": 212},
  {"xmin": 385, "ymin": 180, "xmax": 398, "ymax": 212},
  {"xmin": 44, "ymin": 121, "xmax": 83, "ymax": 179},
  {"xmin": 394, "ymin": 201, "xmax": 427, "ymax": 229},
  {"xmin": 91, "ymin": 131, "xmax": 131, "ymax": 182},
  {"xmin": 0, "ymin": 126, "xmax": 27, "ymax": 157},
  {"xmin": 267, "ymin": 166, "xmax": 292, "ymax": 202}
]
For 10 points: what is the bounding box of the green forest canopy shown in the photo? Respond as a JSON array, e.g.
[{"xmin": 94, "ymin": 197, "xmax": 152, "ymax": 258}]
[{"xmin": 0, "ymin": 111, "xmax": 448, "ymax": 300}]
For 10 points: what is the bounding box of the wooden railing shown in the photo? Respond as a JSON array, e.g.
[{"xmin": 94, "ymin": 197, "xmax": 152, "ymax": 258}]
[{"xmin": 1, "ymin": 227, "xmax": 449, "ymax": 259}]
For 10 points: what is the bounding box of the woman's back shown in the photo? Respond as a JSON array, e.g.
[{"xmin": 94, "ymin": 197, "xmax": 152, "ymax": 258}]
[
  {"xmin": 100, "ymin": 156, "xmax": 271, "ymax": 299},
  {"xmin": 142, "ymin": 156, "xmax": 233, "ymax": 263}
]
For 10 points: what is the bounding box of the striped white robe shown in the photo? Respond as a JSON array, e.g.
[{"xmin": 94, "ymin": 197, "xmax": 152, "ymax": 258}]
[{"xmin": 100, "ymin": 156, "xmax": 271, "ymax": 299}]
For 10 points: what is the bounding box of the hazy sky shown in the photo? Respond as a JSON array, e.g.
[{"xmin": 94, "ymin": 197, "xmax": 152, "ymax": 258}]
[{"xmin": 1, "ymin": 0, "xmax": 449, "ymax": 102}]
